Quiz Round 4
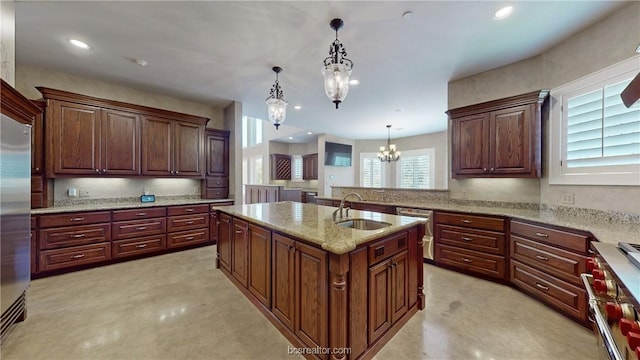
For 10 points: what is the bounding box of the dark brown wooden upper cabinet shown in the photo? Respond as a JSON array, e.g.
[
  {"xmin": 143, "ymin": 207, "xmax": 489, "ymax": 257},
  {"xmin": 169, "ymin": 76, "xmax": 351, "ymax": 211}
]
[
  {"xmin": 101, "ymin": 108, "xmax": 140, "ymax": 176},
  {"xmin": 31, "ymin": 101, "xmax": 46, "ymax": 175},
  {"xmin": 205, "ymin": 129, "xmax": 230, "ymax": 177},
  {"xmin": 448, "ymin": 90, "xmax": 548, "ymax": 178},
  {"xmin": 302, "ymin": 153, "xmax": 318, "ymax": 180},
  {"xmin": 271, "ymin": 154, "xmax": 292, "ymax": 180},
  {"xmin": 173, "ymin": 120, "xmax": 204, "ymax": 177}
]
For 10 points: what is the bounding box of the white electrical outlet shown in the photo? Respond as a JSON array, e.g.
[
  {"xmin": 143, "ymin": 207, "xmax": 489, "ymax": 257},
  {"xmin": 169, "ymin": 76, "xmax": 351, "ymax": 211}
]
[
  {"xmin": 79, "ymin": 189, "xmax": 90, "ymax": 197},
  {"xmin": 68, "ymin": 187, "xmax": 78, "ymax": 197},
  {"xmin": 561, "ymin": 193, "xmax": 574, "ymax": 205}
]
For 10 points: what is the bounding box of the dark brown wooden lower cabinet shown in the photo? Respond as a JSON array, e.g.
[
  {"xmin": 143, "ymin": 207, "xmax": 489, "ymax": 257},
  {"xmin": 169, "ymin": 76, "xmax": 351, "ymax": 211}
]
[
  {"xmin": 232, "ymin": 218, "xmax": 249, "ymax": 287},
  {"xmin": 248, "ymin": 224, "xmax": 271, "ymax": 307},
  {"xmin": 112, "ymin": 235, "xmax": 166, "ymax": 258},
  {"xmin": 368, "ymin": 250, "xmax": 408, "ymax": 344},
  {"xmin": 294, "ymin": 241, "xmax": 328, "ymax": 351},
  {"xmin": 39, "ymin": 243, "xmax": 111, "ymax": 272},
  {"xmin": 217, "ymin": 213, "xmax": 232, "ymax": 272},
  {"xmin": 272, "ymin": 233, "xmax": 295, "ymax": 330}
]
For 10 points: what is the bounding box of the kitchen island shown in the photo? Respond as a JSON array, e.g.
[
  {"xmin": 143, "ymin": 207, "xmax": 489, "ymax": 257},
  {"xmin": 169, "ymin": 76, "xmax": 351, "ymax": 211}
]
[{"xmin": 214, "ymin": 201, "xmax": 426, "ymax": 360}]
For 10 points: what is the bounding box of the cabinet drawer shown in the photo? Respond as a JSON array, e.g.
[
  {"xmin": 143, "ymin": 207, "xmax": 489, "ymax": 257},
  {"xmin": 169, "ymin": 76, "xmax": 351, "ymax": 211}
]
[
  {"xmin": 167, "ymin": 204, "xmax": 209, "ymax": 216},
  {"xmin": 510, "ymin": 259, "xmax": 587, "ymax": 321},
  {"xmin": 40, "ymin": 211, "xmax": 111, "ymax": 228},
  {"xmin": 510, "ymin": 220, "xmax": 589, "ymax": 254},
  {"xmin": 112, "ymin": 207, "xmax": 166, "ymax": 221},
  {"xmin": 435, "ymin": 212, "xmax": 505, "ymax": 232},
  {"xmin": 206, "ymin": 176, "xmax": 229, "ymax": 188},
  {"xmin": 511, "ymin": 235, "xmax": 586, "ymax": 286},
  {"xmin": 31, "ymin": 176, "xmax": 43, "ymax": 192},
  {"xmin": 436, "ymin": 224, "xmax": 505, "ymax": 255},
  {"xmin": 436, "ymin": 244, "xmax": 506, "ymax": 279},
  {"xmin": 112, "ymin": 235, "xmax": 166, "ymax": 259},
  {"xmin": 112, "ymin": 218, "xmax": 166, "ymax": 240},
  {"xmin": 204, "ymin": 188, "xmax": 229, "ymax": 199},
  {"xmin": 39, "ymin": 223, "xmax": 111, "ymax": 250},
  {"xmin": 39, "ymin": 243, "xmax": 111, "ymax": 272},
  {"xmin": 167, "ymin": 229, "xmax": 209, "ymax": 249},
  {"xmin": 369, "ymin": 232, "xmax": 408, "ymax": 265},
  {"xmin": 167, "ymin": 214, "xmax": 208, "ymax": 232}
]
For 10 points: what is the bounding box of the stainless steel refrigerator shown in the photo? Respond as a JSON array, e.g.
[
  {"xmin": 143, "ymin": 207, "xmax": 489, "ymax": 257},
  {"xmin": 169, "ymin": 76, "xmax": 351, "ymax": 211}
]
[{"xmin": 0, "ymin": 86, "xmax": 33, "ymax": 344}]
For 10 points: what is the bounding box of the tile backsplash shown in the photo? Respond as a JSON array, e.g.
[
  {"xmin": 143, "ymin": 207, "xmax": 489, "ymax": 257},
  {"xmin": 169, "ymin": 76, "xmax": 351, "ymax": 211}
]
[{"xmin": 53, "ymin": 178, "xmax": 201, "ymax": 204}]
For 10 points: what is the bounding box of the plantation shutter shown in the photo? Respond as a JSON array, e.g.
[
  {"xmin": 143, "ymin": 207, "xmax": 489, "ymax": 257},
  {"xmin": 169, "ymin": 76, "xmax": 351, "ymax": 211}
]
[
  {"xmin": 566, "ymin": 78, "xmax": 640, "ymax": 168},
  {"xmin": 362, "ymin": 156, "xmax": 382, "ymax": 187},
  {"xmin": 399, "ymin": 154, "xmax": 430, "ymax": 189}
]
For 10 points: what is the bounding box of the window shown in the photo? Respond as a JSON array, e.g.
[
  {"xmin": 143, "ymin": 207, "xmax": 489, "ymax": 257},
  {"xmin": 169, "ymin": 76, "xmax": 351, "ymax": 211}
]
[
  {"xmin": 550, "ymin": 56, "xmax": 640, "ymax": 185},
  {"xmin": 396, "ymin": 149, "xmax": 435, "ymax": 189},
  {"xmin": 242, "ymin": 116, "xmax": 263, "ymax": 148},
  {"xmin": 360, "ymin": 153, "xmax": 384, "ymax": 187},
  {"xmin": 291, "ymin": 155, "xmax": 303, "ymax": 182}
]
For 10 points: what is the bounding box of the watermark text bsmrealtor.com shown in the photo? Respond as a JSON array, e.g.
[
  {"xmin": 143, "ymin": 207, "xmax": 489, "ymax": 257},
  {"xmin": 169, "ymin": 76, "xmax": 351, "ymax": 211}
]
[{"xmin": 287, "ymin": 345, "xmax": 351, "ymax": 356}]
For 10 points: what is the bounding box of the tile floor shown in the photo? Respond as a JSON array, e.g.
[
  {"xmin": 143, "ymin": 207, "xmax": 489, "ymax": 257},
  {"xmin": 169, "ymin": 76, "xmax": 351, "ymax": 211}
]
[{"xmin": 1, "ymin": 246, "xmax": 598, "ymax": 360}]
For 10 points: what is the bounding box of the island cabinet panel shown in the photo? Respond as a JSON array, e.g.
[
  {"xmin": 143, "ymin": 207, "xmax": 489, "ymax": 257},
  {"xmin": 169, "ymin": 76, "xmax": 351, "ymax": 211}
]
[
  {"xmin": 294, "ymin": 241, "xmax": 328, "ymax": 351},
  {"xmin": 217, "ymin": 213, "xmax": 232, "ymax": 272},
  {"xmin": 348, "ymin": 247, "xmax": 369, "ymax": 359},
  {"xmin": 272, "ymin": 233, "xmax": 296, "ymax": 330},
  {"xmin": 232, "ymin": 219, "xmax": 249, "ymax": 287},
  {"xmin": 248, "ymin": 224, "xmax": 271, "ymax": 307}
]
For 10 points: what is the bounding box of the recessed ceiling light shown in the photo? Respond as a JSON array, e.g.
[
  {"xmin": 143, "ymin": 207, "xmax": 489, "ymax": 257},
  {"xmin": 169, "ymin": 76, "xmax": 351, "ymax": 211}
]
[
  {"xmin": 134, "ymin": 59, "xmax": 148, "ymax": 66},
  {"xmin": 288, "ymin": 136, "xmax": 294, "ymax": 140},
  {"xmin": 494, "ymin": 6, "xmax": 513, "ymax": 20},
  {"xmin": 69, "ymin": 39, "xmax": 90, "ymax": 49},
  {"xmin": 395, "ymin": 108, "xmax": 405, "ymax": 112},
  {"xmin": 349, "ymin": 79, "xmax": 359, "ymax": 86},
  {"xmin": 307, "ymin": 131, "xmax": 313, "ymax": 135},
  {"xmin": 294, "ymin": 105, "xmax": 302, "ymax": 110}
]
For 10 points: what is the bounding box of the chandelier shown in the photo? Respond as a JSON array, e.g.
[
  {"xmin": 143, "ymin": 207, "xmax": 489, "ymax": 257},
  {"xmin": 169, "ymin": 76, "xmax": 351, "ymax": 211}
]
[
  {"xmin": 377, "ymin": 125, "xmax": 401, "ymax": 163},
  {"xmin": 322, "ymin": 18, "xmax": 353, "ymax": 109},
  {"xmin": 265, "ymin": 66, "xmax": 288, "ymax": 129}
]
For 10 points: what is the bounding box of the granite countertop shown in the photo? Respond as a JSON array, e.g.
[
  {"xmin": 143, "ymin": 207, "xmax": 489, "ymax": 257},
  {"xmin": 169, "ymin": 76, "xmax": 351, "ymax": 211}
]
[
  {"xmin": 315, "ymin": 197, "xmax": 640, "ymax": 246},
  {"xmin": 214, "ymin": 202, "xmax": 426, "ymax": 255},
  {"xmin": 31, "ymin": 198, "xmax": 234, "ymax": 215}
]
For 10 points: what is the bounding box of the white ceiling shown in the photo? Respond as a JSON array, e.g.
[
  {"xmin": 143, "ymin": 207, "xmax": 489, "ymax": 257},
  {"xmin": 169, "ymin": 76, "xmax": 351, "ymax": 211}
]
[{"xmin": 15, "ymin": 1, "xmax": 627, "ymax": 140}]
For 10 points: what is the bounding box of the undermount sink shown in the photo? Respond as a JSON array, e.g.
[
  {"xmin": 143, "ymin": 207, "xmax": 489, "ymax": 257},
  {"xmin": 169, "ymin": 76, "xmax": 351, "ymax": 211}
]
[{"xmin": 336, "ymin": 218, "xmax": 392, "ymax": 230}]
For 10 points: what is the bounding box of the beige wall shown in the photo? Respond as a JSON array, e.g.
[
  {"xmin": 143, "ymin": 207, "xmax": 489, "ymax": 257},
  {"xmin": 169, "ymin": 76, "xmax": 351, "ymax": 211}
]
[
  {"xmin": 1, "ymin": 0, "xmax": 15, "ymax": 85},
  {"xmin": 448, "ymin": 2, "xmax": 640, "ymax": 213},
  {"xmin": 15, "ymin": 64, "xmax": 225, "ymax": 128}
]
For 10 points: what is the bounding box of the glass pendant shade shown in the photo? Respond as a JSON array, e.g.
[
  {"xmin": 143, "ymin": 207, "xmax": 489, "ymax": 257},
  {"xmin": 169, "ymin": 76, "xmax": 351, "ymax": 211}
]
[
  {"xmin": 266, "ymin": 97, "xmax": 287, "ymax": 129},
  {"xmin": 322, "ymin": 62, "xmax": 351, "ymax": 109}
]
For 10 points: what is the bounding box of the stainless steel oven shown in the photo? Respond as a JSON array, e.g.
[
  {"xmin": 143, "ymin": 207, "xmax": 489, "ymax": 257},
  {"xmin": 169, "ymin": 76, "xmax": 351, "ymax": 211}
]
[
  {"xmin": 582, "ymin": 242, "xmax": 640, "ymax": 360},
  {"xmin": 396, "ymin": 207, "xmax": 433, "ymax": 262}
]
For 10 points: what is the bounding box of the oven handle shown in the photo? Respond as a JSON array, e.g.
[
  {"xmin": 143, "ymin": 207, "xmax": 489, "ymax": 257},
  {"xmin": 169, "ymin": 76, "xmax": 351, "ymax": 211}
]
[{"xmin": 581, "ymin": 273, "xmax": 623, "ymax": 360}]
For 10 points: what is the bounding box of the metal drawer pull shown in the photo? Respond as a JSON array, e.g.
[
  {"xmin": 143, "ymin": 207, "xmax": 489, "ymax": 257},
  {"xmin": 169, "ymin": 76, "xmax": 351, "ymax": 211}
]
[
  {"xmin": 535, "ymin": 254, "xmax": 549, "ymax": 261},
  {"xmin": 136, "ymin": 212, "xmax": 147, "ymax": 216},
  {"xmin": 535, "ymin": 283, "xmax": 549, "ymax": 291},
  {"xmin": 136, "ymin": 227, "xmax": 147, "ymax": 231},
  {"xmin": 70, "ymin": 217, "xmax": 85, "ymax": 222},
  {"xmin": 186, "ymin": 236, "xmax": 194, "ymax": 241},
  {"xmin": 71, "ymin": 254, "xmax": 85, "ymax": 259},
  {"xmin": 136, "ymin": 244, "xmax": 148, "ymax": 248},
  {"xmin": 186, "ymin": 221, "xmax": 195, "ymax": 225},
  {"xmin": 461, "ymin": 257, "xmax": 472, "ymax": 263},
  {"xmin": 70, "ymin": 234, "xmax": 86, "ymax": 238},
  {"xmin": 235, "ymin": 230, "xmax": 242, "ymax": 234},
  {"xmin": 185, "ymin": 209, "xmax": 195, "ymax": 212},
  {"xmin": 535, "ymin": 232, "xmax": 549, "ymax": 238},
  {"xmin": 461, "ymin": 219, "xmax": 472, "ymax": 224},
  {"xmin": 461, "ymin": 237, "xmax": 473, "ymax": 242}
]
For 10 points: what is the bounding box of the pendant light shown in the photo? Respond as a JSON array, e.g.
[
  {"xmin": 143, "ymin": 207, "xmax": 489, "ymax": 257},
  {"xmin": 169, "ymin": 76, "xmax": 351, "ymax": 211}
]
[
  {"xmin": 265, "ymin": 66, "xmax": 288, "ymax": 129},
  {"xmin": 377, "ymin": 125, "xmax": 401, "ymax": 162},
  {"xmin": 322, "ymin": 18, "xmax": 353, "ymax": 109}
]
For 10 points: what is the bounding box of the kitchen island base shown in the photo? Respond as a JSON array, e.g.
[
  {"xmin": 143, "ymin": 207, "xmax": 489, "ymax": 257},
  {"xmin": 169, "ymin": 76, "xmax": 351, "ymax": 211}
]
[{"xmin": 215, "ymin": 203, "xmax": 425, "ymax": 360}]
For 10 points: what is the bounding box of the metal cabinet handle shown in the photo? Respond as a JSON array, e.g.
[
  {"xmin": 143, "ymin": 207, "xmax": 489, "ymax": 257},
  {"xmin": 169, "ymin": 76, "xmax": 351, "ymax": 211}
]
[
  {"xmin": 102, "ymin": 169, "xmax": 106, "ymax": 173},
  {"xmin": 136, "ymin": 227, "xmax": 147, "ymax": 231},
  {"xmin": 535, "ymin": 254, "xmax": 549, "ymax": 261},
  {"xmin": 136, "ymin": 244, "xmax": 148, "ymax": 248},
  {"xmin": 490, "ymin": 168, "xmax": 494, "ymax": 172},
  {"xmin": 71, "ymin": 254, "xmax": 85, "ymax": 259},
  {"xmin": 461, "ymin": 237, "xmax": 473, "ymax": 242},
  {"xmin": 483, "ymin": 168, "xmax": 487, "ymax": 172},
  {"xmin": 535, "ymin": 232, "xmax": 549, "ymax": 238},
  {"xmin": 461, "ymin": 219, "xmax": 472, "ymax": 224},
  {"xmin": 70, "ymin": 217, "xmax": 85, "ymax": 222},
  {"xmin": 461, "ymin": 257, "xmax": 472, "ymax": 263},
  {"xmin": 235, "ymin": 230, "xmax": 242, "ymax": 234},
  {"xmin": 95, "ymin": 169, "xmax": 100, "ymax": 173},
  {"xmin": 186, "ymin": 221, "xmax": 195, "ymax": 225},
  {"xmin": 535, "ymin": 283, "xmax": 549, "ymax": 291},
  {"xmin": 136, "ymin": 212, "xmax": 147, "ymax": 216},
  {"xmin": 185, "ymin": 209, "xmax": 195, "ymax": 212},
  {"xmin": 70, "ymin": 234, "xmax": 86, "ymax": 238},
  {"xmin": 186, "ymin": 236, "xmax": 194, "ymax": 241}
]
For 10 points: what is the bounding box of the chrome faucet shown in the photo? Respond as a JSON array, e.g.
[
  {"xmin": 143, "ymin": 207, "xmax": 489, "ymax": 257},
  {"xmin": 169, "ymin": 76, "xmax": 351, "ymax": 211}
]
[{"xmin": 333, "ymin": 192, "xmax": 363, "ymax": 221}]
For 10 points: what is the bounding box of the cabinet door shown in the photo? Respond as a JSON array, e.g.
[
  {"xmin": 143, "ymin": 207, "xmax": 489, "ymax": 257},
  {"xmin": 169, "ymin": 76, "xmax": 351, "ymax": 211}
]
[
  {"xmin": 49, "ymin": 100, "xmax": 101, "ymax": 175},
  {"xmin": 302, "ymin": 153, "xmax": 318, "ymax": 180},
  {"xmin": 368, "ymin": 259, "xmax": 391, "ymax": 344},
  {"xmin": 217, "ymin": 213, "xmax": 232, "ymax": 272},
  {"xmin": 451, "ymin": 114, "xmax": 489, "ymax": 177},
  {"xmin": 101, "ymin": 109, "xmax": 140, "ymax": 175},
  {"xmin": 174, "ymin": 121, "xmax": 204, "ymax": 177},
  {"xmin": 272, "ymin": 233, "xmax": 295, "ymax": 330},
  {"xmin": 295, "ymin": 241, "xmax": 328, "ymax": 350},
  {"xmin": 248, "ymin": 224, "xmax": 271, "ymax": 307},
  {"xmin": 209, "ymin": 211, "xmax": 218, "ymax": 243},
  {"xmin": 271, "ymin": 154, "xmax": 292, "ymax": 180},
  {"xmin": 232, "ymin": 219, "xmax": 249, "ymax": 287},
  {"xmin": 141, "ymin": 116, "xmax": 173, "ymax": 176},
  {"xmin": 31, "ymin": 101, "xmax": 45, "ymax": 174},
  {"xmin": 206, "ymin": 132, "xmax": 229, "ymax": 176},
  {"xmin": 489, "ymin": 105, "xmax": 532, "ymax": 175},
  {"xmin": 390, "ymin": 250, "xmax": 408, "ymax": 323}
]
